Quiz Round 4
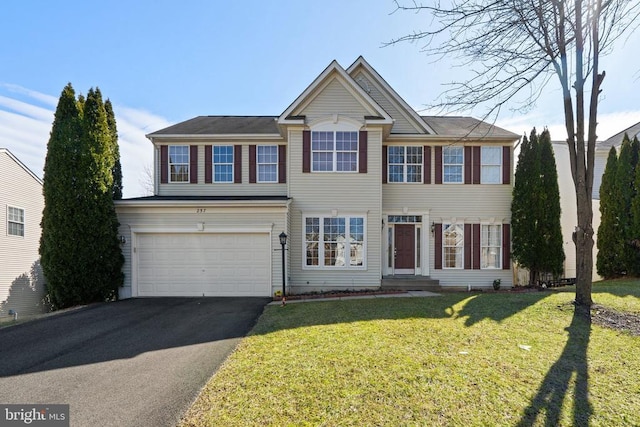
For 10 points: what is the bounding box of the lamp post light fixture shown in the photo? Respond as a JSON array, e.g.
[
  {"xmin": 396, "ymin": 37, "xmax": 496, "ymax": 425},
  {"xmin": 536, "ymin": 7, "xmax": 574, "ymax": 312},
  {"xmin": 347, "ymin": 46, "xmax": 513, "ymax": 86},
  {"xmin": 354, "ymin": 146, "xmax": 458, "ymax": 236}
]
[{"xmin": 279, "ymin": 231, "xmax": 287, "ymax": 305}]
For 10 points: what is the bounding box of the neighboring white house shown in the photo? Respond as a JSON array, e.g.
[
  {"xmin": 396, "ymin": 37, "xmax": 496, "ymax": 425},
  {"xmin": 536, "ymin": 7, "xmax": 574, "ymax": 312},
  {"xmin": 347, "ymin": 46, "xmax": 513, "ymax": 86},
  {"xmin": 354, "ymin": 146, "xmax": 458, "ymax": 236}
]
[
  {"xmin": 552, "ymin": 120, "xmax": 640, "ymax": 281},
  {"xmin": 115, "ymin": 57, "xmax": 519, "ymax": 298},
  {"xmin": 0, "ymin": 148, "xmax": 46, "ymax": 318}
]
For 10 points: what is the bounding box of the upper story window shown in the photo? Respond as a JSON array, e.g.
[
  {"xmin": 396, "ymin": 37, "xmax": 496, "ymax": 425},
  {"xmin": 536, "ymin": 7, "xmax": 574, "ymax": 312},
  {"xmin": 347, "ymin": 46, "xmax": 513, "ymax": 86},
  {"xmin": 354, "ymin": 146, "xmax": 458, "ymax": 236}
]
[
  {"xmin": 388, "ymin": 146, "xmax": 423, "ymax": 183},
  {"xmin": 169, "ymin": 146, "xmax": 189, "ymax": 182},
  {"xmin": 443, "ymin": 146, "xmax": 463, "ymax": 183},
  {"xmin": 7, "ymin": 206, "xmax": 24, "ymax": 237},
  {"xmin": 257, "ymin": 145, "xmax": 278, "ymax": 183},
  {"xmin": 481, "ymin": 147, "xmax": 502, "ymax": 184},
  {"xmin": 481, "ymin": 224, "xmax": 502, "ymax": 269},
  {"xmin": 312, "ymin": 131, "xmax": 358, "ymax": 172},
  {"xmin": 443, "ymin": 223, "xmax": 463, "ymax": 268},
  {"xmin": 213, "ymin": 145, "xmax": 234, "ymax": 182}
]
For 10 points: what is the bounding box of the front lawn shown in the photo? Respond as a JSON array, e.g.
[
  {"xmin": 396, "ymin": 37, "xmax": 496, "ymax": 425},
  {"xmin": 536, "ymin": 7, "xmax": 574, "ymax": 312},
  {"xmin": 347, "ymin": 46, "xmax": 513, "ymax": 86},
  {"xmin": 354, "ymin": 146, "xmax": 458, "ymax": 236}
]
[{"xmin": 181, "ymin": 279, "xmax": 640, "ymax": 426}]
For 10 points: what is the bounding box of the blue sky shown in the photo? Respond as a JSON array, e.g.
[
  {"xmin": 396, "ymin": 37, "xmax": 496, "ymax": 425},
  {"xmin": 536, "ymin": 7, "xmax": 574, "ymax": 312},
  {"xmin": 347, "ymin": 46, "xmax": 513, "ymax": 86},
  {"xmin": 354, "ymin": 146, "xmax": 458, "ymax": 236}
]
[{"xmin": 1, "ymin": 1, "xmax": 639, "ymax": 197}]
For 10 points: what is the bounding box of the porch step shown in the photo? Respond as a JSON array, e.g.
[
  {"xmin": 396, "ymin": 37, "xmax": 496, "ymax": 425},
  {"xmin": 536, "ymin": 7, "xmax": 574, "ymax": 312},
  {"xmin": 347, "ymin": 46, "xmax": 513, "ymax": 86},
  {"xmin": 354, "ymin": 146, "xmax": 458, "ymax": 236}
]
[{"xmin": 381, "ymin": 276, "xmax": 441, "ymax": 291}]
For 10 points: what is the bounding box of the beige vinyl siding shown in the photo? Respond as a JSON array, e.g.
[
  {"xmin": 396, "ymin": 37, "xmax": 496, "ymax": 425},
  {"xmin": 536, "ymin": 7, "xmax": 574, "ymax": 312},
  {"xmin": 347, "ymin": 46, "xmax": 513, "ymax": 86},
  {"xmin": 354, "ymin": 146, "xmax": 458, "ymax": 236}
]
[
  {"xmin": 592, "ymin": 150, "xmax": 608, "ymax": 200},
  {"xmin": 429, "ymin": 265, "xmax": 514, "ymax": 290},
  {"xmin": 298, "ymin": 78, "xmax": 372, "ymax": 123},
  {"xmin": 0, "ymin": 151, "xmax": 46, "ymax": 318},
  {"xmin": 116, "ymin": 205, "xmax": 287, "ymax": 298},
  {"xmin": 352, "ymin": 71, "xmax": 421, "ymax": 134},
  {"xmin": 158, "ymin": 144, "xmax": 287, "ymax": 197},
  {"xmin": 288, "ymin": 129, "xmax": 383, "ymax": 291}
]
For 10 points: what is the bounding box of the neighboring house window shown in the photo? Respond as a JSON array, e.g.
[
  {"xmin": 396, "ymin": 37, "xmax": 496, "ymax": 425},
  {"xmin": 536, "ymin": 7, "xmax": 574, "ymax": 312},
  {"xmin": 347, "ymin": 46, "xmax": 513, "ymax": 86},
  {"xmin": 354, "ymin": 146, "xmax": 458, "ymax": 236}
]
[
  {"xmin": 305, "ymin": 216, "xmax": 365, "ymax": 268},
  {"xmin": 169, "ymin": 146, "xmax": 189, "ymax": 182},
  {"xmin": 481, "ymin": 147, "xmax": 502, "ymax": 184},
  {"xmin": 388, "ymin": 146, "xmax": 423, "ymax": 183},
  {"xmin": 481, "ymin": 224, "xmax": 502, "ymax": 269},
  {"xmin": 311, "ymin": 131, "xmax": 358, "ymax": 172},
  {"xmin": 257, "ymin": 145, "xmax": 278, "ymax": 183},
  {"xmin": 7, "ymin": 206, "xmax": 24, "ymax": 237},
  {"xmin": 213, "ymin": 145, "xmax": 234, "ymax": 182},
  {"xmin": 443, "ymin": 146, "xmax": 463, "ymax": 183},
  {"xmin": 443, "ymin": 223, "xmax": 463, "ymax": 268}
]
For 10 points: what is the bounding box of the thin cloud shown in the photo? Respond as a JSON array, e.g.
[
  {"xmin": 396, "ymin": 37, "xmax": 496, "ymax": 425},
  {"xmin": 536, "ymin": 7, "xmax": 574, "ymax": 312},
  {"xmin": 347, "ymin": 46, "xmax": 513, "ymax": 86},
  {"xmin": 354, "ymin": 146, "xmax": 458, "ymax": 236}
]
[{"xmin": 0, "ymin": 85, "xmax": 172, "ymax": 198}]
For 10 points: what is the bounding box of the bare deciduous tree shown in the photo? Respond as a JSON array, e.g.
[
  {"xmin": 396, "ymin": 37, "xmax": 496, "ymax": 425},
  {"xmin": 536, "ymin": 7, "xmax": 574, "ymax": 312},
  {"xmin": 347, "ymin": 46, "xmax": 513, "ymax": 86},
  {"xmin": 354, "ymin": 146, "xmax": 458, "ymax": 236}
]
[{"xmin": 389, "ymin": 0, "xmax": 640, "ymax": 306}]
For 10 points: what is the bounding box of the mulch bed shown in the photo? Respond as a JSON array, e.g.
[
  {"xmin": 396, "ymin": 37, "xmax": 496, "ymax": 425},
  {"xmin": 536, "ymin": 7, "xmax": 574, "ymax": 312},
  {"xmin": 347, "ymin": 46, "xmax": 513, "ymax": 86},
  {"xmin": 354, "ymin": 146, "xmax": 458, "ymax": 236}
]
[
  {"xmin": 274, "ymin": 289, "xmax": 407, "ymax": 301},
  {"xmin": 591, "ymin": 304, "xmax": 640, "ymax": 336}
]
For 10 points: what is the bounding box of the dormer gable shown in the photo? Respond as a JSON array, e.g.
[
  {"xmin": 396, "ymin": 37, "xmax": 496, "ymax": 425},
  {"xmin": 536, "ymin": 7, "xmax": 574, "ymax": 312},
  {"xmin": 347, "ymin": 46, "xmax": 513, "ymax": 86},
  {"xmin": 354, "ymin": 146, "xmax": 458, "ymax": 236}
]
[
  {"xmin": 347, "ymin": 56, "xmax": 434, "ymax": 135},
  {"xmin": 278, "ymin": 60, "xmax": 393, "ymax": 130}
]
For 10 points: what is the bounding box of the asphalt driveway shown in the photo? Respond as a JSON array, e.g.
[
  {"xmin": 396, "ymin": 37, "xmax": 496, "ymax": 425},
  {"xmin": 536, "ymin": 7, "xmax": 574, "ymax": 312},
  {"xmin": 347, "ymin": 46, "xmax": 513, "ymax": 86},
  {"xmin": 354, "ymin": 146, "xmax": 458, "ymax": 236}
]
[{"xmin": 0, "ymin": 297, "xmax": 270, "ymax": 426}]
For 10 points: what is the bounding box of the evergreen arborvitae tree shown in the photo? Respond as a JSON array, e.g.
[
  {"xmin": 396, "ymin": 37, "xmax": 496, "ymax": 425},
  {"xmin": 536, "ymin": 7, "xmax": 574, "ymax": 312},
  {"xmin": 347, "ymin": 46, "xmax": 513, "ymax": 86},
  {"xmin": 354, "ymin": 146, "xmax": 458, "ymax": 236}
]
[
  {"xmin": 632, "ymin": 138, "xmax": 640, "ymax": 275},
  {"xmin": 616, "ymin": 134, "xmax": 637, "ymax": 275},
  {"xmin": 597, "ymin": 147, "xmax": 621, "ymax": 278},
  {"xmin": 105, "ymin": 99, "xmax": 123, "ymax": 200},
  {"xmin": 40, "ymin": 85, "xmax": 124, "ymax": 309},
  {"xmin": 40, "ymin": 84, "xmax": 84, "ymax": 308},
  {"xmin": 512, "ymin": 128, "xmax": 543, "ymax": 283},
  {"xmin": 78, "ymin": 88, "xmax": 124, "ymax": 301},
  {"xmin": 537, "ymin": 129, "xmax": 565, "ymax": 276}
]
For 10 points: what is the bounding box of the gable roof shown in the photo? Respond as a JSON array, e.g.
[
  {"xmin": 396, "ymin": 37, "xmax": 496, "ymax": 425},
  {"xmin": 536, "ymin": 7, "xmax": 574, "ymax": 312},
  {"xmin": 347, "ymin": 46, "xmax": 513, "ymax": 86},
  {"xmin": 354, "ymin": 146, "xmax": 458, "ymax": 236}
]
[
  {"xmin": 347, "ymin": 56, "xmax": 434, "ymax": 135},
  {"xmin": 599, "ymin": 121, "xmax": 640, "ymax": 150},
  {"xmin": 0, "ymin": 148, "xmax": 43, "ymax": 185},
  {"xmin": 421, "ymin": 116, "xmax": 519, "ymax": 139},
  {"xmin": 277, "ymin": 60, "xmax": 393, "ymax": 125},
  {"xmin": 148, "ymin": 116, "xmax": 279, "ymax": 137}
]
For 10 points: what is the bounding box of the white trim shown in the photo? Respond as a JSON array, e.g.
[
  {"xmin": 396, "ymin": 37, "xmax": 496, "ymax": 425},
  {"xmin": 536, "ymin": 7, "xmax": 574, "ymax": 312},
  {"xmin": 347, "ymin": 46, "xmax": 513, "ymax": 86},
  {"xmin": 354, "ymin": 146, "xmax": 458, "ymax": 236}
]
[
  {"xmin": 6, "ymin": 205, "xmax": 25, "ymax": 238},
  {"xmin": 386, "ymin": 145, "xmax": 424, "ymax": 184},
  {"xmin": 212, "ymin": 145, "xmax": 235, "ymax": 183},
  {"xmin": 442, "ymin": 146, "xmax": 464, "ymax": 184},
  {"xmin": 479, "ymin": 222, "xmax": 503, "ymax": 270},
  {"xmin": 302, "ymin": 213, "xmax": 368, "ymax": 271},
  {"xmin": 480, "ymin": 146, "xmax": 503, "ymax": 185},
  {"xmin": 130, "ymin": 225, "xmax": 274, "ymax": 234},
  {"xmin": 346, "ymin": 57, "xmax": 435, "ymax": 135},
  {"xmin": 115, "ymin": 199, "xmax": 291, "ymax": 208},
  {"xmin": 168, "ymin": 145, "xmax": 190, "ymax": 184},
  {"xmin": 278, "ymin": 60, "xmax": 393, "ymax": 125},
  {"xmin": 256, "ymin": 145, "xmax": 279, "ymax": 183},
  {"xmin": 0, "ymin": 148, "xmax": 43, "ymax": 185}
]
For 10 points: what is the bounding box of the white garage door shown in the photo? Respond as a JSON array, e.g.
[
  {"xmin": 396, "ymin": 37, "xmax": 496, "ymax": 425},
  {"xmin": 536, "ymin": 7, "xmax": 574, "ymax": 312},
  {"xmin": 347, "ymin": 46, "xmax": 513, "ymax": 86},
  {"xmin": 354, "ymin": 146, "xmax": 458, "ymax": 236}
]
[{"xmin": 136, "ymin": 233, "xmax": 271, "ymax": 297}]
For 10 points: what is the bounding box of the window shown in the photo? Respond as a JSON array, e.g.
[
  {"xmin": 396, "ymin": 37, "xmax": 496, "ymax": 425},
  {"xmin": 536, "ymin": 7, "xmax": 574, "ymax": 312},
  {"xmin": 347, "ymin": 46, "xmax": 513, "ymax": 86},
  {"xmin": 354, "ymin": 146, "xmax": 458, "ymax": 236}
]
[
  {"xmin": 481, "ymin": 147, "xmax": 502, "ymax": 184},
  {"xmin": 213, "ymin": 146, "xmax": 234, "ymax": 182},
  {"xmin": 169, "ymin": 146, "xmax": 189, "ymax": 182},
  {"xmin": 388, "ymin": 146, "xmax": 422, "ymax": 183},
  {"xmin": 312, "ymin": 131, "xmax": 358, "ymax": 172},
  {"xmin": 443, "ymin": 146, "xmax": 463, "ymax": 183},
  {"xmin": 257, "ymin": 146, "xmax": 278, "ymax": 183},
  {"xmin": 7, "ymin": 206, "xmax": 24, "ymax": 237},
  {"xmin": 443, "ymin": 223, "xmax": 463, "ymax": 268},
  {"xmin": 305, "ymin": 215, "xmax": 365, "ymax": 268},
  {"xmin": 481, "ymin": 224, "xmax": 502, "ymax": 269}
]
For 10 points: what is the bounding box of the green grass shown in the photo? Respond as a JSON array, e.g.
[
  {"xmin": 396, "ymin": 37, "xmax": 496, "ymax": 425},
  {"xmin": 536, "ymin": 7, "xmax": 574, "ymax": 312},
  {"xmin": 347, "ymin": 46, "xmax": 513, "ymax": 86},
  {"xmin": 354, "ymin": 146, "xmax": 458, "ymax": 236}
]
[{"xmin": 181, "ymin": 279, "xmax": 640, "ymax": 426}]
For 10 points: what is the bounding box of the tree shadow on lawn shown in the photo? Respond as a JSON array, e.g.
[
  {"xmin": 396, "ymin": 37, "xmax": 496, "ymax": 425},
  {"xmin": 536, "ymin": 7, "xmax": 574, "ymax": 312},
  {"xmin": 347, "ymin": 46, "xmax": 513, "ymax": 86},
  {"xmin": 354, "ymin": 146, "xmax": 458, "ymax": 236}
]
[
  {"xmin": 259, "ymin": 290, "xmax": 553, "ymax": 331},
  {"xmin": 517, "ymin": 305, "xmax": 592, "ymax": 427}
]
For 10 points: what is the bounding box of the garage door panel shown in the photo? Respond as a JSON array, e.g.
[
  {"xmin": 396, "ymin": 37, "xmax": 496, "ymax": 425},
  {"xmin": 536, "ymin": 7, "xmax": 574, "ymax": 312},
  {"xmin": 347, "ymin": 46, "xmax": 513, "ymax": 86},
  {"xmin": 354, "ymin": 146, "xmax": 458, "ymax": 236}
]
[{"xmin": 136, "ymin": 233, "xmax": 271, "ymax": 297}]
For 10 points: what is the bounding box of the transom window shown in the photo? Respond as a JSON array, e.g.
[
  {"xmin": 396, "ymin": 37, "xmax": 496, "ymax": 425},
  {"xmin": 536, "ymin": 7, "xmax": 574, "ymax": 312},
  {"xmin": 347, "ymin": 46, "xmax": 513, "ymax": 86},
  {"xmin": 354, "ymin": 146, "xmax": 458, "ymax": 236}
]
[
  {"xmin": 443, "ymin": 146, "xmax": 463, "ymax": 183},
  {"xmin": 481, "ymin": 224, "xmax": 502, "ymax": 268},
  {"xmin": 257, "ymin": 145, "xmax": 278, "ymax": 183},
  {"xmin": 213, "ymin": 146, "xmax": 234, "ymax": 182},
  {"xmin": 312, "ymin": 131, "xmax": 358, "ymax": 172},
  {"xmin": 481, "ymin": 147, "xmax": 502, "ymax": 184},
  {"xmin": 169, "ymin": 146, "xmax": 189, "ymax": 182},
  {"xmin": 7, "ymin": 206, "xmax": 24, "ymax": 237},
  {"xmin": 388, "ymin": 146, "xmax": 423, "ymax": 183},
  {"xmin": 387, "ymin": 215, "xmax": 422, "ymax": 223},
  {"xmin": 305, "ymin": 216, "xmax": 365, "ymax": 268},
  {"xmin": 443, "ymin": 223, "xmax": 463, "ymax": 268}
]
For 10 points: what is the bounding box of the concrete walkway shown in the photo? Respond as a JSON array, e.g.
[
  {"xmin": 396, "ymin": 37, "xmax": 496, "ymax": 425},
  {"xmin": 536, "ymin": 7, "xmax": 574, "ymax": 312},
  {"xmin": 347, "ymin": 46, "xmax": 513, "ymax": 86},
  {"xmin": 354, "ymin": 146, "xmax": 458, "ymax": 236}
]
[{"xmin": 268, "ymin": 290, "xmax": 441, "ymax": 305}]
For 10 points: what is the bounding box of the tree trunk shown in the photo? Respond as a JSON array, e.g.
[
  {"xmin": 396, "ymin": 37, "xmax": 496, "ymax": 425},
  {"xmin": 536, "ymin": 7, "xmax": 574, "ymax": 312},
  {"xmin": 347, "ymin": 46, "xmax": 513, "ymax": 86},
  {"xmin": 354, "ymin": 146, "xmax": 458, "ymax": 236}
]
[{"xmin": 574, "ymin": 187, "xmax": 594, "ymax": 306}]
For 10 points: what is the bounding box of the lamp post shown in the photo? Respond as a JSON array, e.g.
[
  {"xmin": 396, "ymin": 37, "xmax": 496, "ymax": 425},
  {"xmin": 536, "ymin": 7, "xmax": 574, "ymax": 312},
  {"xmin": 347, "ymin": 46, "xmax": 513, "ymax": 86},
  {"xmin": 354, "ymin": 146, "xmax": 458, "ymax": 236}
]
[{"xmin": 279, "ymin": 231, "xmax": 287, "ymax": 305}]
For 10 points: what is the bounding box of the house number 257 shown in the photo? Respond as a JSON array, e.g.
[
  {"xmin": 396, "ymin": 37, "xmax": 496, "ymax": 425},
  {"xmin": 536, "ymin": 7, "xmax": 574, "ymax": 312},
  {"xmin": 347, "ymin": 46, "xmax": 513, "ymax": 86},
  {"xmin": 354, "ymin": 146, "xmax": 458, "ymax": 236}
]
[{"xmin": 196, "ymin": 208, "xmax": 206, "ymax": 213}]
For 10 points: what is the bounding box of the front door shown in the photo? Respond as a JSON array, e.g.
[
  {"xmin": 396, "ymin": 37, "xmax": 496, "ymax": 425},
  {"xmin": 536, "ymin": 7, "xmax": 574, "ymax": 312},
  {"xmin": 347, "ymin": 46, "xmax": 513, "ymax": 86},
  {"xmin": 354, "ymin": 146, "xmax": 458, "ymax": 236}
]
[{"xmin": 394, "ymin": 224, "xmax": 415, "ymax": 273}]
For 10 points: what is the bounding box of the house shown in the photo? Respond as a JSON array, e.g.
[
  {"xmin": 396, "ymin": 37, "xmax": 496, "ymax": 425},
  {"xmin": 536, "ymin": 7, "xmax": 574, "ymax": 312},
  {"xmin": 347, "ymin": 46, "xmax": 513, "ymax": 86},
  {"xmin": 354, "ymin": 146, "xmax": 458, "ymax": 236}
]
[
  {"xmin": 551, "ymin": 121, "xmax": 640, "ymax": 280},
  {"xmin": 115, "ymin": 57, "xmax": 519, "ymax": 298},
  {"xmin": 0, "ymin": 148, "xmax": 46, "ymax": 317}
]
